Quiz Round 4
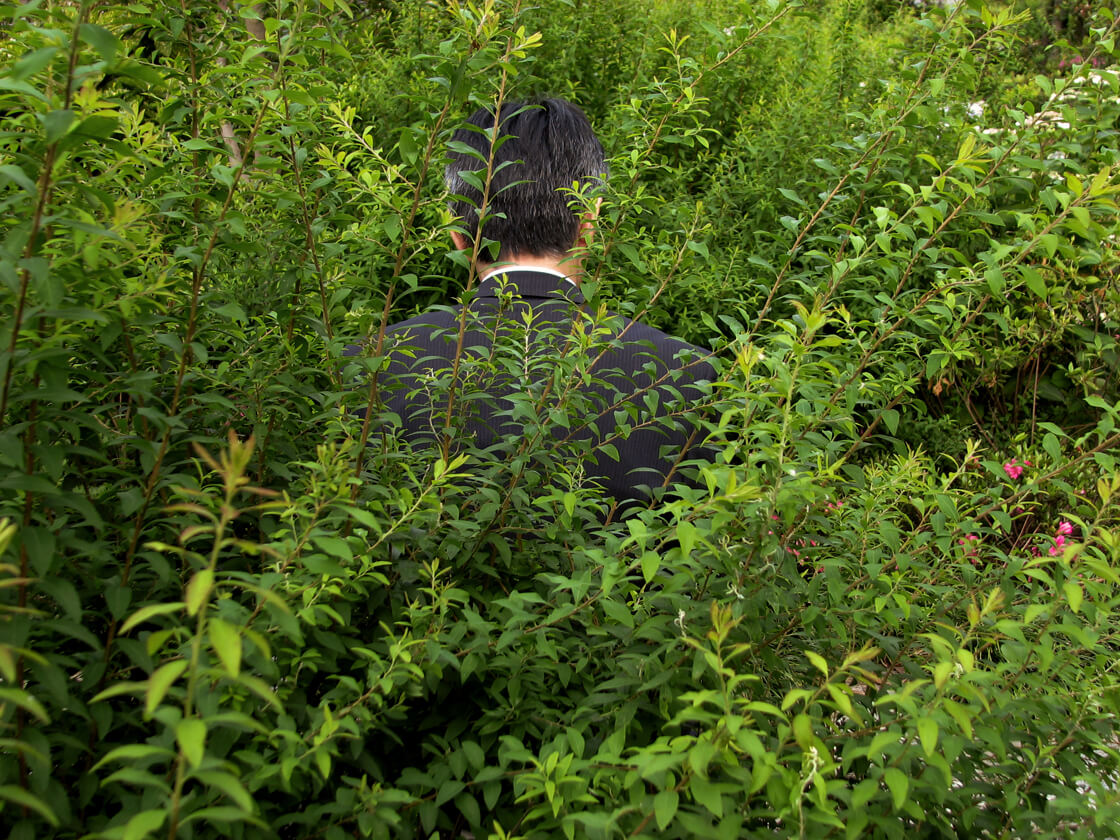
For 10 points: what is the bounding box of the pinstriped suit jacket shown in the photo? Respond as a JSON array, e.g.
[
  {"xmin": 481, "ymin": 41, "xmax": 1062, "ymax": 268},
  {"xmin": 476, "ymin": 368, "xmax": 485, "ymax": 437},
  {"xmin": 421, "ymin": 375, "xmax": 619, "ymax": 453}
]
[{"xmin": 363, "ymin": 269, "xmax": 715, "ymax": 506}]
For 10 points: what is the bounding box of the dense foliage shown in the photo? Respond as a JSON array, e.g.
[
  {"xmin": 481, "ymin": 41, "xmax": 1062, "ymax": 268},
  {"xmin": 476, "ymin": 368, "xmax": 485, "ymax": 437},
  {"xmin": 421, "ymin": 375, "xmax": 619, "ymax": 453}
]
[{"xmin": 1, "ymin": 0, "xmax": 1119, "ymax": 837}]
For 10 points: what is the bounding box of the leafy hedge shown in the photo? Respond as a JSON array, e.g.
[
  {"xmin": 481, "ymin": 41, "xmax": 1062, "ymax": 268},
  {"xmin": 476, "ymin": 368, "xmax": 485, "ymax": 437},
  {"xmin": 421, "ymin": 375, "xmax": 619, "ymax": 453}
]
[{"xmin": 1, "ymin": 0, "xmax": 1119, "ymax": 837}]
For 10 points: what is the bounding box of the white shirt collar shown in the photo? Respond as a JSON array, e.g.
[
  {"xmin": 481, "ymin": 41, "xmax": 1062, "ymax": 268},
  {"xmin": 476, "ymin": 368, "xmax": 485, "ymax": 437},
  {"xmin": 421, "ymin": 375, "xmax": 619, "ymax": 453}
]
[{"xmin": 481, "ymin": 264, "xmax": 577, "ymax": 287}]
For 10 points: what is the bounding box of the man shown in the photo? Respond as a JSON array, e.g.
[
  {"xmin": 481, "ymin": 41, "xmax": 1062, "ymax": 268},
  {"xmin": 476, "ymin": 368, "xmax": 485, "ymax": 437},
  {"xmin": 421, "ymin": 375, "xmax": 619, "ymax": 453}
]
[{"xmin": 368, "ymin": 97, "xmax": 714, "ymax": 509}]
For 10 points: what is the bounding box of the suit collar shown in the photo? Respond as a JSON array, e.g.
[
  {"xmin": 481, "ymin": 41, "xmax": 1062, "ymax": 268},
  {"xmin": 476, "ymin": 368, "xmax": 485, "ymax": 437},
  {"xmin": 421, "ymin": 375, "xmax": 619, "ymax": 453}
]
[{"xmin": 476, "ymin": 269, "xmax": 584, "ymax": 304}]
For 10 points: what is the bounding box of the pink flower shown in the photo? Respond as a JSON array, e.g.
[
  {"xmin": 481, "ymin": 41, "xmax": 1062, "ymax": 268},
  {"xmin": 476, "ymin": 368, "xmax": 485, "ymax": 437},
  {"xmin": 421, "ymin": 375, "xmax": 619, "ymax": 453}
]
[
  {"xmin": 1057, "ymin": 521, "xmax": 1073, "ymax": 537},
  {"xmin": 1003, "ymin": 460, "xmax": 1024, "ymax": 480},
  {"xmin": 958, "ymin": 534, "xmax": 980, "ymax": 561},
  {"xmin": 1049, "ymin": 535, "xmax": 1067, "ymax": 556}
]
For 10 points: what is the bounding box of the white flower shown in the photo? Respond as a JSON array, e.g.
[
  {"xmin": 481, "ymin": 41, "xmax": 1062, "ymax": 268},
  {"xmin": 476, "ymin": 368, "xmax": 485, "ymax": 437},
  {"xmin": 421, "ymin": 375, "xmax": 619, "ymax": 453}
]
[
  {"xmin": 674, "ymin": 609, "xmax": 687, "ymax": 634},
  {"xmin": 967, "ymin": 101, "xmax": 985, "ymax": 119}
]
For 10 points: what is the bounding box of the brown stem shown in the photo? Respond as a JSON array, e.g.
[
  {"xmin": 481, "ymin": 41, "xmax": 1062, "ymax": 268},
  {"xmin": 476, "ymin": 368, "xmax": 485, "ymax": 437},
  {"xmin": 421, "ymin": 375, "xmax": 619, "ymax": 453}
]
[
  {"xmin": 97, "ymin": 97, "xmax": 273, "ymax": 701},
  {"xmin": 276, "ymin": 29, "xmax": 339, "ymax": 385},
  {"xmin": 351, "ymin": 90, "xmax": 460, "ymax": 486}
]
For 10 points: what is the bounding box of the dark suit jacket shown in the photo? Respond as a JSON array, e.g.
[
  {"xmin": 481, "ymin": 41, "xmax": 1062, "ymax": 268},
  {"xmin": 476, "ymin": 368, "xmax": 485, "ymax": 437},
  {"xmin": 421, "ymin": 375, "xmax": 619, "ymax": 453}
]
[{"xmin": 355, "ymin": 269, "xmax": 715, "ymax": 507}]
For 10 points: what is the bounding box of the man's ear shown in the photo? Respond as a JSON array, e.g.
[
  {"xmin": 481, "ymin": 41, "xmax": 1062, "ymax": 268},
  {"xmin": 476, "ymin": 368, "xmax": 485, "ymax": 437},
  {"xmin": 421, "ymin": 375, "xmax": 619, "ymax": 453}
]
[
  {"xmin": 576, "ymin": 197, "xmax": 602, "ymax": 251},
  {"xmin": 450, "ymin": 230, "xmax": 469, "ymax": 252}
]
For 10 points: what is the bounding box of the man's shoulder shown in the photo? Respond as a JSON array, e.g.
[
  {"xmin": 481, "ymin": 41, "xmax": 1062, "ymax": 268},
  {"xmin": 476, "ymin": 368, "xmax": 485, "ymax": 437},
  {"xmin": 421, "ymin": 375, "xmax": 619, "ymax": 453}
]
[
  {"xmin": 601, "ymin": 314, "xmax": 714, "ymax": 379},
  {"xmin": 344, "ymin": 307, "xmax": 462, "ymax": 353},
  {"xmin": 387, "ymin": 306, "xmax": 462, "ymax": 335}
]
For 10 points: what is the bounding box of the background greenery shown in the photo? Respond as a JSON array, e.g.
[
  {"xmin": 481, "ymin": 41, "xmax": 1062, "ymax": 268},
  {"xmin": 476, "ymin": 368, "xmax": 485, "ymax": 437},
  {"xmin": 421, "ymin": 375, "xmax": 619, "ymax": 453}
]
[{"xmin": 1, "ymin": 0, "xmax": 1119, "ymax": 837}]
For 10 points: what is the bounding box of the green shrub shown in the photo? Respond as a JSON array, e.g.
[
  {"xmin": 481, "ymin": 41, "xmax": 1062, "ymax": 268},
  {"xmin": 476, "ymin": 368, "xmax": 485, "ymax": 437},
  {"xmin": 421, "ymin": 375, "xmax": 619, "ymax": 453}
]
[{"xmin": 1, "ymin": 0, "xmax": 1118, "ymax": 838}]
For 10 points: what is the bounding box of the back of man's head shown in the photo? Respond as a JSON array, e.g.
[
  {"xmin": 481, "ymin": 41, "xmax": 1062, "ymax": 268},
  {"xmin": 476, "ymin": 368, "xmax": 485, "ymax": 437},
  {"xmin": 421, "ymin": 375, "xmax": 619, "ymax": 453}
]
[{"xmin": 445, "ymin": 97, "xmax": 607, "ymax": 262}]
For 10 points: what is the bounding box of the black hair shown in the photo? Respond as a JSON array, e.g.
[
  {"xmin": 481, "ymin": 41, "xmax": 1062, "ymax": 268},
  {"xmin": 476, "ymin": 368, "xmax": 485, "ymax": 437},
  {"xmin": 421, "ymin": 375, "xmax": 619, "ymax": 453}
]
[{"xmin": 444, "ymin": 97, "xmax": 608, "ymax": 261}]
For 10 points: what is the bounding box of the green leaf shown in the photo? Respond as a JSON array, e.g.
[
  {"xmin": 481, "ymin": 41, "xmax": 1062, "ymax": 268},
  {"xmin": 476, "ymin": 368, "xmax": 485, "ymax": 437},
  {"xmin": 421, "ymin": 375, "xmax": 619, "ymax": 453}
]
[
  {"xmin": 182, "ymin": 138, "xmax": 224, "ymax": 152},
  {"xmin": 398, "ymin": 126, "xmax": 419, "ymax": 164},
  {"xmin": 214, "ymin": 302, "xmax": 248, "ymax": 321},
  {"xmin": 685, "ymin": 240, "xmax": 709, "ymax": 260},
  {"xmin": 805, "ymin": 651, "xmax": 828, "ymax": 676},
  {"xmin": 1021, "ymin": 266, "xmax": 1047, "ymax": 299},
  {"xmin": 688, "ymin": 775, "xmax": 723, "ymax": 817},
  {"xmin": 92, "ymin": 743, "xmax": 175, "ymax": 771},
  {"xmin": 123, "ymin": 808, "xmax": 166, "ymax": 840},
  {"xmin": 1063, "ymin": 582, "xmax": 1083, "ymax": 613},
  {"xmin": 883, "ymin": 767, "xmax": 908, "ymax": 812},
  {"xmin": 314, "ymin": 748, "xmax": 330, "ymax": 779},
  {"xmin": 116, "ymin": 58, "xmax": 165, "ymax": 87},
  {"xmin": 654, "ymin": 789, "xmax": 679, "ymax": 830},
  {"xmin": 867, "ymin": 728, "xmax": 900, "ymax": 763},
  {"xmin": 0, "ymin": 77, "xmax": 49, "ymax": 102},
  {"xmin": 688, "ymin": 739, "xmax": 716, "ymax": 777},
  {"xmin": 120, "ymin": 602, "xmax": 185, "ymax": 635},
  {"xmin": 677, "ymin": 520, "xmax": 697, "ymax": 558},
  {"xmin": 462, "ymin": 740, "xmax": 486, "ymax": 771},
  {"xmin": 209, "ymin": 617, "xmax": 242, "ymax": 677},
  {"xmin": 0, "ymin": 649, "xmax": 15, "ymax": 683},
  {"xmin": 1038, "ymin": 233, "xmax": 1059, "ymax": 259},
  {"xmin": 79, "ymin": 22, "xmax": 121, "ymax": 66},
  {"xmin": 181, "ymin": 806, "xmax": 264, "ymax": 826},
  {"xmin": 11, "ymin": 46, "xmax": 58, "ymax": 81},
  {"xmin": 146, "ymin": 659, "xmax": 188, "ymax": 717},
  {"xmin": 176, "ymin": 718, "xmax": 206, "ymax": 768},
  {"xmin": 314, "ymin": 536, "xmax": 353, "ymax": 562},
  {"xmin": 87, "ymin": 680, "xmax": 144, "ymax": 707},
  {"xmin": 42, "ymin": 109, "xmax": 75, "ymax": 143},
  {"xmin": 640, "ymin": 550, "xmax": 659, "ymax": 583},
  {"xmin": 454, "ymin": 792, "xmax": 481, "ymax": 828},
  {"xmin": 38, "ymin": 577, "xmax": 80, "ymax": 619},
  {"xmin": 851, "ymin": 777, "xmax": 878, "ymax": 810},
  {"xmin": 0, "ymin": 785, "xmax": 59, "ymax": 826},
  {"xmin": 616, "ymin": 242, "xmax": 647, "ymax": 272},
  {"xmin": 191, "ymin": 771, "xmax": 255, "ymax": 812},
  {"xmin": 792, "ymin": 713, "xmax": 813, "ymax": 750},
  {"xmin": 71, "ymin": 114, "xmax": 119, "ymax": 142},
  {"xmin": 917, "ymin": 717, "xmax": 938, "ymax": 757},
  {"xmin": 435, "ymin": 779, "xmax": 465, "ymax": 807},
  {"xmin": 1043, "ymin": 432, "xmax": 1061, "ymax": 463},
  {"xmin": 983, "ymin": 266, "xmax": 1005, "ymax": 294},
  {"xmin": 0, "ymin": 164, "xmax": 36, "ymax": 195},
  {"xmin": 185, "ymin": 569, "xmax": 214, "ymax": 616},
  {"xmin": 102, "ymin": 767, "xmax": 171, "ymax": 794},
  {"xmin": 880, "ymin": 408, "xmax": 899, "ymax": 436},
  {"xmin": 0, "ymin": 688, "xmax": 50, "ymax": 723},
  {"xmin": 232, "ymin": 673, "xmax": 281, "ymax": 710},
  {"xmin": 825, "ymin": 683, "xmax": 853, "ymax": 717},
  {"xmin": 483, "ymin": 780, "xmax": 500, "ymax": 810}
]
